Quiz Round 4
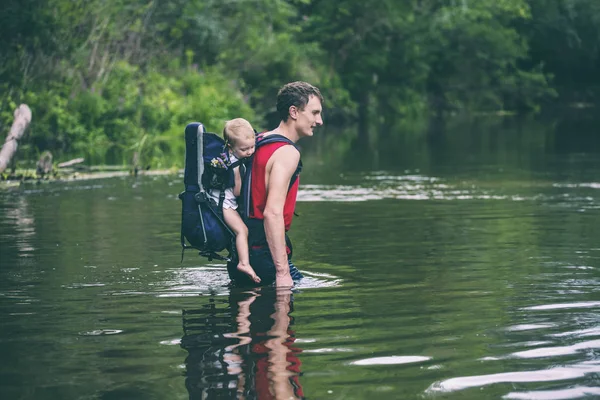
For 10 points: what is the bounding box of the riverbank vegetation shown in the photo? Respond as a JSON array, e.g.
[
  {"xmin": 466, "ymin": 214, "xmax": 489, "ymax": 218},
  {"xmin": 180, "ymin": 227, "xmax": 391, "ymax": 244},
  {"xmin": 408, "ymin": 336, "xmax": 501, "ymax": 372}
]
[{"xmin": 1, "ymin": 0, "xmax": 599, "ymax": 169}]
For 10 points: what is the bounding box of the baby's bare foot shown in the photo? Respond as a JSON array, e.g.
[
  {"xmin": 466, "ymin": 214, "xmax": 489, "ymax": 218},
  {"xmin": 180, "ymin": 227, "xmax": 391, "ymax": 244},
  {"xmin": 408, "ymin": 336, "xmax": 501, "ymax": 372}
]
[{"xmin": 238, "ymin": 263, "xmax": 261, "ymax": 283}]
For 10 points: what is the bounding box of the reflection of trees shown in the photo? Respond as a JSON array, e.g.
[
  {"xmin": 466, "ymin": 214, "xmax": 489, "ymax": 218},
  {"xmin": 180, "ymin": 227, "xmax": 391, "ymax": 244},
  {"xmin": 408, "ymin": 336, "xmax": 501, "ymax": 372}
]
[
  {"xmin": 180, "ymin": 288, "xmax": 304, "ymax": 399},
  {"xmin": 5, "ymin": 196, "xmax": 37, "ymax": 255},
  {"xmin": 303, "ymin": 113, "xmax": 588, "ymax": 177}
]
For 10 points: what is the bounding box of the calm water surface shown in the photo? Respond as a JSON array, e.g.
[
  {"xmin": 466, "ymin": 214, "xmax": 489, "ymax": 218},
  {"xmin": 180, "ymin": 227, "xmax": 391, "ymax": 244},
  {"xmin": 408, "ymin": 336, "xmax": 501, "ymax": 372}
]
[{"xmin": 1, "ymin": 115, "xmax": 599, "ymax": 399}]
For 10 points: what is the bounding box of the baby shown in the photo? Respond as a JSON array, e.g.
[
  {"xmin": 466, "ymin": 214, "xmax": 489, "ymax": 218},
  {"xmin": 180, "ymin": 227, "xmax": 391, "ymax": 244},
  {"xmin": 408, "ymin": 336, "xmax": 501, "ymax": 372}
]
[{"xmin": 209, "ymin": 118, "xmax": 260, "ymax": 283}]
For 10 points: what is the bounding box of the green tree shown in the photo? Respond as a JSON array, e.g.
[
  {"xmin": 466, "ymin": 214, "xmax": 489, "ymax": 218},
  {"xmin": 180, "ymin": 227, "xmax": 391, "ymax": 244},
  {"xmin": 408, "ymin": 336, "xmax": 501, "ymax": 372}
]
[{"xmin": 522, "ymin": 0, "xmax": 600, "ymax": 103}]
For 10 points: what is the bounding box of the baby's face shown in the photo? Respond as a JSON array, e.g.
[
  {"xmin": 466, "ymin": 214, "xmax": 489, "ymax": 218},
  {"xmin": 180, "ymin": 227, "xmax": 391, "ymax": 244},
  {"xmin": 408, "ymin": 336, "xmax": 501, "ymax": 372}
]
[{"xmin": 231, "ymin": 136, "xmax": 255, "ymax": 159}]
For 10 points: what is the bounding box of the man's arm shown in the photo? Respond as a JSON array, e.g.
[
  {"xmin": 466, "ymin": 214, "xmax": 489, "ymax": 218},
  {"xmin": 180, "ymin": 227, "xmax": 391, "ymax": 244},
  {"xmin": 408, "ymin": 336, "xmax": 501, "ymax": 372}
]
[
  {"xmin": 263, "ymin": 145, "xmax": 300, "ymax": 287},
  {"xmin": 265, "ymin": 290, "xmax": 300, "ymax": 399}
]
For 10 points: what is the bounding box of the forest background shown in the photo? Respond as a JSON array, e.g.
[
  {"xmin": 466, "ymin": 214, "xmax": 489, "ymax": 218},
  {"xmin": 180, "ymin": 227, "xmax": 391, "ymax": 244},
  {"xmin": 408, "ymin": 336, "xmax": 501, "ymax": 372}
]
[{"xmin": 1, "ymin": 0, "xmax": 599, "ymax": 169}]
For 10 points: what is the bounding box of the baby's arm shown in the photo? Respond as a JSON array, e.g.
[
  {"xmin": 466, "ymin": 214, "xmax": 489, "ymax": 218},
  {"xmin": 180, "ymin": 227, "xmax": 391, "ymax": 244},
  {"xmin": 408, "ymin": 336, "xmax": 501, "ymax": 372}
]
[{"xmin": 233, "ymin": 166, "xmax": 242, "ymax": 197}]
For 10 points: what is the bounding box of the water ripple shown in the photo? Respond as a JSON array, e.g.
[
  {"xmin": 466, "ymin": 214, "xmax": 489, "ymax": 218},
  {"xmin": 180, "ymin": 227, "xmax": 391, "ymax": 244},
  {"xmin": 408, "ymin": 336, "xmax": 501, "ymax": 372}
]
[
  {"xmin": 553, "ymin": 183, "xmax": 600, "ymax": 189},
  {"xmin": 79, "ymin": 329, "xmax": 123, "ymax": 336},
  {"xmin": 505, "ymin": 324, "xmax": 556, "ymax": 332},
  {"xmin": 298, "ymin": 176, "xmax": 600, "ymax": 206},
  {"xmin": 426, "ymin": 362, "xmax": 600, "ymax": 393},
  {"xmin": 350, "ymin": 355, "xmax": 431, "ymax": 366},
  {"xmin": 503, "ymin": 386, "xmax": 600, "ymax": 399},
  {"xmin": 523, "ymin": 302, "xmax": 600, "ymax": 311},
  {"xmin": 550, "ymin": 327, "xmax": 600, "ymax": 338},
  {"xmin": 153, "ymin": 266, "xmax": 342, "ymax": 297},
  {"xmin": 509, "ymin": 339, "xmax": 600, "ymax": 359}
]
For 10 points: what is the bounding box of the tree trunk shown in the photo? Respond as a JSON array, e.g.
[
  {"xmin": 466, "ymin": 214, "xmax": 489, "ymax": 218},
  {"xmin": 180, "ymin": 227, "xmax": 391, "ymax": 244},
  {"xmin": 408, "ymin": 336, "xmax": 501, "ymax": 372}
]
[
  {"xmin": 36, "ymin": 151, "xmax": 53, "ymax": 176},
  {"xmin": 357, "ymin": 91, "xmax": 370, "ymax": 146},
  {"xmin": 0, "ymin": 104, "xmax": 32, "ymax": 173}
]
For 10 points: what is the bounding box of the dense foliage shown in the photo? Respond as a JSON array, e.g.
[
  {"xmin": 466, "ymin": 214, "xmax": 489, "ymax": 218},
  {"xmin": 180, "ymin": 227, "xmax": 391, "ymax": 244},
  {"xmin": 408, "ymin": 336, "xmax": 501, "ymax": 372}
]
[{"xmin": 1, "ymin": 0, "xmax": 598, "ymax": 166}]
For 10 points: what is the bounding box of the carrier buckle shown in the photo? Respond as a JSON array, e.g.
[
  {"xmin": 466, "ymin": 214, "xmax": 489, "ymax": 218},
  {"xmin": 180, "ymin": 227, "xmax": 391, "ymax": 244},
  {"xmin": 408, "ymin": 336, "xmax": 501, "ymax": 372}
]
[
  {"xmin": 199, "ymin": 250, "xmax": 231, "ymax": 262},
  {"xmin": 194, "ymin": 191, "xmax": 208, "ymax": 203}
]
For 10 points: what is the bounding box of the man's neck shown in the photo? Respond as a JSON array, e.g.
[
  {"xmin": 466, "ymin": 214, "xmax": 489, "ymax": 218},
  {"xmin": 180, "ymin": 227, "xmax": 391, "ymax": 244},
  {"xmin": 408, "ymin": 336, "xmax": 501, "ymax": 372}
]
[{"xmin": 266, "ymin": 121, "xmax": 299, "ymax": 143}]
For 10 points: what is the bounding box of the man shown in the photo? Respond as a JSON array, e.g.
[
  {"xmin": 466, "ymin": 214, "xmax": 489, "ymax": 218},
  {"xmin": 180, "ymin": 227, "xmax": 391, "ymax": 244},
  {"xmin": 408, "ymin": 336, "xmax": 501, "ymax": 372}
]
[{"xmin": 228, "ymin": 81, "xmax": 324, "ymax": 287}]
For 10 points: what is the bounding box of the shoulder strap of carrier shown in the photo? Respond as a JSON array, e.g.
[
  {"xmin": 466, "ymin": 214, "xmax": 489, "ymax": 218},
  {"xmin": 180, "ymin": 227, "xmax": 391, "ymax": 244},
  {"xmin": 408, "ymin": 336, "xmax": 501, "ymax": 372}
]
[
  {"xmin": 256, "ymin": 133, "xmax": 298, "ymax": 149},
  {"xmin": 256, "ymin": 133, "xmax": 302, "ymax": 184},
  {"xmin": 228, "ymin": 159, "xmax": 245, "ymax": 170}
]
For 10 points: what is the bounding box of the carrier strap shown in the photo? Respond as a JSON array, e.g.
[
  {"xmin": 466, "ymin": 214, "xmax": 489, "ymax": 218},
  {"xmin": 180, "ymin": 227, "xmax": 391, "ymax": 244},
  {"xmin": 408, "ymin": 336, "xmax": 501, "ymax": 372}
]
[
  {"xmin": 258, "ymin": 134, "xmax": 302, "ymax": 189},
  {"xmin": 229, "ymin": 159, "xmax": 244, "ymax": 169},
  {"xmin": 218, "ymin": 186, "xmax": 226, "ymax": 213},
  {"xmin": 196, "ymin": 124, "xmax": 208, "ymax": 249}
]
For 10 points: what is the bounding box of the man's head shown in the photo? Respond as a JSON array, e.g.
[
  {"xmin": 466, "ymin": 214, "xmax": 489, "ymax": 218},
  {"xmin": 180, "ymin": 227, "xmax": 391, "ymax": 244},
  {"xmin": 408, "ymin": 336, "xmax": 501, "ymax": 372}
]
[
  {"xmin": 276, "ymin": 81, "xmax": 323, "ymax": 138},
  {"xmin": 223, "ymin": 118, "xmax": 255, "ymax": 159}
]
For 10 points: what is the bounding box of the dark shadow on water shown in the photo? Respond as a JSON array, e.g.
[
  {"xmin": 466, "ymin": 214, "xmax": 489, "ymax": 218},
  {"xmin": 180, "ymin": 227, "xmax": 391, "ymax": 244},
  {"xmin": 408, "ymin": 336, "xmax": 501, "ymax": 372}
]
[{"xmin": 180, "ymin": 287, "xmax": 304, "ymax": 399}]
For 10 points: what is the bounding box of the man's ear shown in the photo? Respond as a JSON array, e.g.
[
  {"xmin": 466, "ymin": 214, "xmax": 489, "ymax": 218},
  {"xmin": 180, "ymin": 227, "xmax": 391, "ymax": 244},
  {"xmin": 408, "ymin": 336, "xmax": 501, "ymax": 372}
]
[{"xmin": 289, "ymin": 105, "xmax": 298, "ymax": 120}]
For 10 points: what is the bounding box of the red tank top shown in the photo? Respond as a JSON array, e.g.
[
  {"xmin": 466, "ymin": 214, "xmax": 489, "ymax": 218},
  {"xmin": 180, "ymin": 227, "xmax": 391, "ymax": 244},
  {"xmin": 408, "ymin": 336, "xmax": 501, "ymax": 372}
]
[{"xmin": 249, "ymin": 141, "xmax": 299, "ymax": 231}]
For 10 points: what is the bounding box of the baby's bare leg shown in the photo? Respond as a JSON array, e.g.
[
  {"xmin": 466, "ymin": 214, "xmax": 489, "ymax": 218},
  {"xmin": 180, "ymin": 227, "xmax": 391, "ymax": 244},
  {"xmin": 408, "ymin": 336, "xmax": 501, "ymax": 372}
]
[{"xmin": 223, "ymin": 208, "xmax": 261, "ymax": 283}]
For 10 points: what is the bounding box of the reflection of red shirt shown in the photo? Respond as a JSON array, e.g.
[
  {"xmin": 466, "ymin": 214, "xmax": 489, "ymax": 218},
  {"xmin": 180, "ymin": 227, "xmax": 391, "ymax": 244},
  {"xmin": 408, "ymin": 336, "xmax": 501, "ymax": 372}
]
[
  {"xmin": 253, "ymin": 331, "xmax": 304, "ymax": 399},
  {"xmin": 249, "ymin": 141, "xmax": 299, "ymax": 231}
]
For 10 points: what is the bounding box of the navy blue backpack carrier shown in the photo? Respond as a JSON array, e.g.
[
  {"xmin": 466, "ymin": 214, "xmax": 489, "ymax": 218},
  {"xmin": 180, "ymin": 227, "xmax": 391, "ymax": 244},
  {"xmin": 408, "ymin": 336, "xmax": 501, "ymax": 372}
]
[
  {"xmin": 179, "ymin": 122, "xmax": 242, "ymax": 261},
  {"xmin": 179, "ymin": 122, "xmax": 301, "ymax": 263}
]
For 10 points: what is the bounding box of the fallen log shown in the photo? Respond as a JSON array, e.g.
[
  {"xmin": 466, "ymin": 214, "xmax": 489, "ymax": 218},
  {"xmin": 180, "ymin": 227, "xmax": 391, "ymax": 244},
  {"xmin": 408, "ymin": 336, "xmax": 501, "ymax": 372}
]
[
  {"xmin": 0, "ymin": 104, "xmax": 32, "ymax": 174},
  {"xmin": 57, "ymin": 158, "xmax": 85, "ymax": 168}
]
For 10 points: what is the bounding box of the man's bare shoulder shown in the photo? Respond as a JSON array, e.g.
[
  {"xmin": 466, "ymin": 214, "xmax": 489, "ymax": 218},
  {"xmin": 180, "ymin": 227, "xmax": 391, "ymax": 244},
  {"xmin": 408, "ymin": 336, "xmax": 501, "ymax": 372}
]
[
  {"xmin": 266, "ymin": 144, "xmax": 300, "ymax": 177},
  {"xmin": 272, "ymin": 144, "xmax": 300, "ymax": 164}
]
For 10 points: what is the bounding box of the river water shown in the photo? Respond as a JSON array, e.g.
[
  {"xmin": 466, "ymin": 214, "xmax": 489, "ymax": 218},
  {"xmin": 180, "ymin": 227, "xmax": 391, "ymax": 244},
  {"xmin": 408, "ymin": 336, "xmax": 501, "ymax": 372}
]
[{"xmin": 1, "ymin": 113, "xmax": 599, "ymax": 399}]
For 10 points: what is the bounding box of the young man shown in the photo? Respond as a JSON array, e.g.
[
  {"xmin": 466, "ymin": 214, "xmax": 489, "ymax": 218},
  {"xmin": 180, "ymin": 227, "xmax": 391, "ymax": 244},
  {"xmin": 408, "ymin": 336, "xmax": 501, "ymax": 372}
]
[{"xmin": 228, "ymin": 81, "xmax": 324, "ymax": 287}]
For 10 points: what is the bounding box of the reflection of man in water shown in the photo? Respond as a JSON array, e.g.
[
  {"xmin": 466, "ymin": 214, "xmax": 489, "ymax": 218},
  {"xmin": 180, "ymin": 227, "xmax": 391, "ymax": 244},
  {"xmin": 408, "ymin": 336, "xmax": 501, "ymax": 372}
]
[{"xmin": 180, "ymin": 288, "xmax": 303, "ymax": 399}]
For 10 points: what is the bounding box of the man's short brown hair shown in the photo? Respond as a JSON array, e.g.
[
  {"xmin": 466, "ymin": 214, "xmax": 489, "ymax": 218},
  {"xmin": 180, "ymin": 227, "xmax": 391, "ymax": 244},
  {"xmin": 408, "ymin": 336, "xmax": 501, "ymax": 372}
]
[{"xmin": 276, "ymin": 81, "xmax": 323, "ymax": 122}]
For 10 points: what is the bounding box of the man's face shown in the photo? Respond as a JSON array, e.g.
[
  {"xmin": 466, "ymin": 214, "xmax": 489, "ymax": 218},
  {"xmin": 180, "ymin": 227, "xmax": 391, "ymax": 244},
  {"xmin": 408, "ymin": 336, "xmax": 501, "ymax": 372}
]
[{"xmin": 293, "ymin": 95, "xmax": 323, "ymax": 138}]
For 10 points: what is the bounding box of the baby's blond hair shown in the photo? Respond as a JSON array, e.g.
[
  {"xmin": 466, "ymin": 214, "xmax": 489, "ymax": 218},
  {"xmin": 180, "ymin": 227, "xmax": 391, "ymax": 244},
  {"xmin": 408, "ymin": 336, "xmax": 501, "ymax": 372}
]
[{"xmin": 223, "ymin": 118, "xmax": 254, "ymax": 146}]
